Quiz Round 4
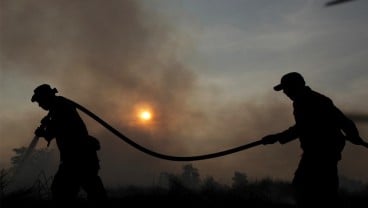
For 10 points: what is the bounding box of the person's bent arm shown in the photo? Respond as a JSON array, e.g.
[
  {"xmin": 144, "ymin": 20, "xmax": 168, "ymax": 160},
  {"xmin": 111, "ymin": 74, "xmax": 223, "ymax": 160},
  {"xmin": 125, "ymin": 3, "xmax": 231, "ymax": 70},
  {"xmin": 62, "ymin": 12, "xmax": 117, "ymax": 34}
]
[
  {"xmin": 34, "ymin": 114, "xmax": 55, "ymax": 146},
  {"xmin": 332, "ymin": 106, "xmax": 368, "ymax": 148}
]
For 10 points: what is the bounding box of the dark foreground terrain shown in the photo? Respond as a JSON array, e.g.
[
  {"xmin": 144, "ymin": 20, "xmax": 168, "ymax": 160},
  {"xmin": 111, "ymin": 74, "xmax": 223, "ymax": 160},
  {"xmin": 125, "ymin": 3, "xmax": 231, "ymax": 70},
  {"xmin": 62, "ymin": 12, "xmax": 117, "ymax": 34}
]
[
  {"xmin": 2, "ymin": 183, "xmax": 368, "ymax": 208},
  {"xmin": 1, "ymin": 163, "xmax": 367, "ymax": 208}
]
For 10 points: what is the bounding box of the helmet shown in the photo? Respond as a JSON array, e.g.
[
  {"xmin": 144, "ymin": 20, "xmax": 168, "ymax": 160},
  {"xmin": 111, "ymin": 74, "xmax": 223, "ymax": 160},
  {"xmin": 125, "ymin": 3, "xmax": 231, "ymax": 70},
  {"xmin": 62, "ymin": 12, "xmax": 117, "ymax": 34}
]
[{"xmin": 31, "ymin": 84, "xmax": 58, "ymax": 102}]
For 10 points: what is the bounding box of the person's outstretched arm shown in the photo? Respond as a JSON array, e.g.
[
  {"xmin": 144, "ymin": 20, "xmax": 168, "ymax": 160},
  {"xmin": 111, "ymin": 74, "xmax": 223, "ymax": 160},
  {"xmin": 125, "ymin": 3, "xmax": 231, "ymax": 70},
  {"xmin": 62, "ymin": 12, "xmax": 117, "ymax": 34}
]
[{"xmin": 262, "ymin": 125, "xmax": 298, "ymax": 145}]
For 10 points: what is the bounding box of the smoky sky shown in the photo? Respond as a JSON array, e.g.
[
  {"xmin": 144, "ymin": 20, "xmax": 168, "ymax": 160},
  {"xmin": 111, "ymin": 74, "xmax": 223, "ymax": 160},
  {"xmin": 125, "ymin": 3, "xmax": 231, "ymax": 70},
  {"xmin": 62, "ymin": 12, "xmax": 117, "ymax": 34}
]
[
  {"xmin": 1, "ymin": 0, "xmax": 368, "ymax": 187},
  {"xmin": 0, "ymin": 0, "xmax": 202, "ymax": 185}
]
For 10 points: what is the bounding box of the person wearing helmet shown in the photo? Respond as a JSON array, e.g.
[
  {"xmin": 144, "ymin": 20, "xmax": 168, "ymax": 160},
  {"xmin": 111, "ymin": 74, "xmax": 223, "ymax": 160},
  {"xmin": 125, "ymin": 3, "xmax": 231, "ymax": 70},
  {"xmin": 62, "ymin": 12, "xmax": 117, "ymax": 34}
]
[
  {"xmin": 261, "ymin": 72, "xmax": 368, "ymax": 207},
  {"xmin": 31, "ymin": 84, "xmax": 107, "ymax": 207}
]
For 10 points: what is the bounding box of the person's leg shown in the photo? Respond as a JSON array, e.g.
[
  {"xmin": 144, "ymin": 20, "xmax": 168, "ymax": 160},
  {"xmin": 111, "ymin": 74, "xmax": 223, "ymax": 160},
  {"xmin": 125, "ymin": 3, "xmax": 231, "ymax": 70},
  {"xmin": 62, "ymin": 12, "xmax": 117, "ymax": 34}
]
[
  {"xmin": 292, "ymin": 158, "xmax": 309, "ymax": 208},
  {"xmin": 315, "ymin": 163, "xmax": 339, "ymax": 207},
  {"xmin": 292, "ymin": 178, "xmax": 313, "ymax": 208},
  {"xmin": 51, "ymin": 165, "xmax": 80, "ymax": 208},
  {"xmin": 294, "ymin": 159, "xmax": 339, "ymax": 208},
  {"xmin": 81, "ymin": 171, "xmax": 108, "ymax": 208},
  {"xmin": 292, "ymin": 157, "xmax": 322, "ymax": 208}
]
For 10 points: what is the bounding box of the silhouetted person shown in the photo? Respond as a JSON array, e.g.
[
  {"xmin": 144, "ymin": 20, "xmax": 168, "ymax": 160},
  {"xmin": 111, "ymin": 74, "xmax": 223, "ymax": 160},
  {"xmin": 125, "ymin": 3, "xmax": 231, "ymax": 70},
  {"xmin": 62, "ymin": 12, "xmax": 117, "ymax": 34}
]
[
  {"xmin": 31, "ymin": 84, "xmax": 107, "ymax": 208},
  {"xmin": 261, "ymin": 72, "xmax": 368, "ymax": 208}
]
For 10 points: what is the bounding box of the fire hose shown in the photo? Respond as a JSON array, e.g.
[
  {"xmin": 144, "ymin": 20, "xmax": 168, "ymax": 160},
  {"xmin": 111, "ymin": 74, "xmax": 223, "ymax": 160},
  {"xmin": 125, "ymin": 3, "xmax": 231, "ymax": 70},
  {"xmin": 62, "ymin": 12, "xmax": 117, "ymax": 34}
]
[
  {"xmin": 19, "ymin": 97, "xmax": 368, "ymax": 163},
  {"xmin": 10, "ymin": 99, "xmax": 263, "ymax": 180},
  {"xmin": 14, "ymin": 98, "xmax": 368, "ymax": 177},
  {"xmin": 68, "ymin": 98, "xmax": 264, "ymax": 161}
]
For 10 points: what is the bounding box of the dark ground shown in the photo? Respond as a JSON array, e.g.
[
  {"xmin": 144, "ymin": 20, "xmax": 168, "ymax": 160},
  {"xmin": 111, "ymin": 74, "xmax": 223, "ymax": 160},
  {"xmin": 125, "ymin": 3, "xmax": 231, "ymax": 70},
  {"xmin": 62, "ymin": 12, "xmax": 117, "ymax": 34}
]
[{"xmin": 1, "ymin": 185, "xmax": 368, "ymax": 208}]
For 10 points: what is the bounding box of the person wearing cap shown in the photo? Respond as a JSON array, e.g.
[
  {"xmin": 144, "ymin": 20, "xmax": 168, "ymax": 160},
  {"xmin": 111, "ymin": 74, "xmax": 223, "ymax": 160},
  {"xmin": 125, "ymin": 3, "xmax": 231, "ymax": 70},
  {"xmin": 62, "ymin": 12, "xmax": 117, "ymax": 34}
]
[
  {"xmin": 31, "ymin": 84, "xmax": 107, "ymax": 207},
  {"xmin": 261, "ymin": 72, "xmax": 368, "ymax": 207}
]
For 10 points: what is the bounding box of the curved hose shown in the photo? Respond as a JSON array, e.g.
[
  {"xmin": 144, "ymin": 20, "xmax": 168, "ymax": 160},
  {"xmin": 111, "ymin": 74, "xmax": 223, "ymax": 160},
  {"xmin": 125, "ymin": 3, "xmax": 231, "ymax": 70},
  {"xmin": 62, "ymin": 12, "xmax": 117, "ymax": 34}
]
[{"xmin": 68, "ymin": 98, "xmax": 263, "ymax": 161}]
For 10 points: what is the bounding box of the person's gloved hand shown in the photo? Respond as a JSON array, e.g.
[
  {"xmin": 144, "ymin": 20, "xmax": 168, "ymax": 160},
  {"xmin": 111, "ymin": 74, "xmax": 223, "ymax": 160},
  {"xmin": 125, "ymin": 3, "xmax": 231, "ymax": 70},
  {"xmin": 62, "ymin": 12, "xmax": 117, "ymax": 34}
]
[
  {"xmin": 348, "ymin": 136, "xmax": 368, "ymax": 148},
  {"xmin": 363, "ymin": 141, "xmax": 368, "ymax": 149},
  {"xmin": 35, "ymin": 127, "xmax": 53, "ymax": 146},
  {"xmin": 358, "ymin": 138, "xmax": 368, "ymax": 149},
  {"xmin": 262, "ymin": 134, "xmax": 279, "ymax": 145}
]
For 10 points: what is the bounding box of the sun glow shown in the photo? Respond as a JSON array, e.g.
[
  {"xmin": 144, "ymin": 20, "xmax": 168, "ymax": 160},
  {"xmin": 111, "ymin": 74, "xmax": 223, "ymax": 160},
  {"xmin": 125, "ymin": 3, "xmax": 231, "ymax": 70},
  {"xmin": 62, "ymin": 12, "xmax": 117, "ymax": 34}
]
[
  {"xmin": 134, "ymin": 103, "xmax": 154, "ymax": 125},
  {"xmin": 139, "ymin": 111, "xmax": 152, "ymax": 121}
]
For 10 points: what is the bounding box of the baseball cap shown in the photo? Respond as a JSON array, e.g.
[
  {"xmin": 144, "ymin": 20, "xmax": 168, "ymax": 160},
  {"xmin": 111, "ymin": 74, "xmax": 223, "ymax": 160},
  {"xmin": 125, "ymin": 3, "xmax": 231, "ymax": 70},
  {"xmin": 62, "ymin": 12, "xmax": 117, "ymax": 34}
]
[{"xmin": 273, "ymin": 72, "xmax": 305, "ymax": 91}]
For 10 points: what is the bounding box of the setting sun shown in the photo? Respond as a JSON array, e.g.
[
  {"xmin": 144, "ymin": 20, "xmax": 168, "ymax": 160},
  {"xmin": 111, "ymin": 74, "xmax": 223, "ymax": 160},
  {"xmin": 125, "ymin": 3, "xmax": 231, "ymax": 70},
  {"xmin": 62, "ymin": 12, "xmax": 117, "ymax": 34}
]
[
  {"xmin": 139, "ymin": 111, "xmax": 152, "ymax": 121},
  {"xmin": 133, "ymin": 103, "xmax": 154, "ymax": 125}
]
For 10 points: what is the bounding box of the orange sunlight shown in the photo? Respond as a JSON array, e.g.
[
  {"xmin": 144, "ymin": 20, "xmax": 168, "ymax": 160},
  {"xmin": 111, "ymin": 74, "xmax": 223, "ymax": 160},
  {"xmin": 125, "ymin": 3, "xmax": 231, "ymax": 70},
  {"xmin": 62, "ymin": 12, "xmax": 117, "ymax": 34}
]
[
  {"xmin": 134, "ymin": 103, "xmax": 154, "ymax": 125},
  {"xmin": 139, "ymin": 110, "xmax": 152, "ymax": 121}
]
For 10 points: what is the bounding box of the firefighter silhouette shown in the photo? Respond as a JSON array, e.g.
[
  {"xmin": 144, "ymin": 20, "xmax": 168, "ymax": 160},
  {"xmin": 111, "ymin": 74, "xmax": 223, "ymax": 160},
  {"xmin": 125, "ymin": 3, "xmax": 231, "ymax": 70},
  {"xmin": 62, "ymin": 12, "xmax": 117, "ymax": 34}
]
[
  {"xmin": 32, "ymin": 84, "xmax": 107, "ymax": 207},
  {"xmin": 262, "ymin": 72, "xmax": 368, "ymax": 207}
]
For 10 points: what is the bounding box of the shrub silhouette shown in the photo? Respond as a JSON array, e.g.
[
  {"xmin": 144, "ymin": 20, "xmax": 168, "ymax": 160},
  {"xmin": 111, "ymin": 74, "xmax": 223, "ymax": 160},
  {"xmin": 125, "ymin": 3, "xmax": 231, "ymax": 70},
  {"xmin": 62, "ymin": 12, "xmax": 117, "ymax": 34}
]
[{"xmin": 2, "ymin": 162, "xmax": 367, "ymax": 207}]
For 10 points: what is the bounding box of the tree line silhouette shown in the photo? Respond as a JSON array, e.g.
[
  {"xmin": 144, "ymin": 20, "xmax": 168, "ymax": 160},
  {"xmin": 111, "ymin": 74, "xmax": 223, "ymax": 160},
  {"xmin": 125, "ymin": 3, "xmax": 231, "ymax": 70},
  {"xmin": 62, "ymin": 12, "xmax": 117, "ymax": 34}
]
[{"xmin": 1, "ymin": 148, "xmax": 367, "ymax": 208}]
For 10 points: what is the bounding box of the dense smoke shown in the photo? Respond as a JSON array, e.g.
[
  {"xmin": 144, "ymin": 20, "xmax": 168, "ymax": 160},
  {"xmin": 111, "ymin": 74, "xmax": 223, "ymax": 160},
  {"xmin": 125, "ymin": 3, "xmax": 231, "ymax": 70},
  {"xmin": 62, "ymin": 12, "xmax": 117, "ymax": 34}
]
[{"xmin": 1, "ymin": 0, "xmax": 367, "ymax": 187}]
